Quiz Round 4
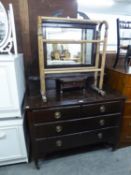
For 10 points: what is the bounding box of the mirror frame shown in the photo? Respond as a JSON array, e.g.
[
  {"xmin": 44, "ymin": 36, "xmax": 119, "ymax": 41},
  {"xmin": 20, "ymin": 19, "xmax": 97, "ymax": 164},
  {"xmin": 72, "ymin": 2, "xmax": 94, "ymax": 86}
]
[
  {"xmin": 42, "ymin": 21, "xmax": 97, "ymax": 68},
  {"xmin": 0, "ymin": 2, "xmax": 17, "ymax": 54},
  {"xmin": 0, "ymin": 1, "xmax": 9, "ymax": 48}
]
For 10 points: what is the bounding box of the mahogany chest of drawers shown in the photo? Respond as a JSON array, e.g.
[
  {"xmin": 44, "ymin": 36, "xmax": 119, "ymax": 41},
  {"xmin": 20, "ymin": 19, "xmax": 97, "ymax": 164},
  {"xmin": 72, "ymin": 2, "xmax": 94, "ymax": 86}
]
[{"xmin": 26, "ymin": 89, "xmax": 124, "ymax": 169}]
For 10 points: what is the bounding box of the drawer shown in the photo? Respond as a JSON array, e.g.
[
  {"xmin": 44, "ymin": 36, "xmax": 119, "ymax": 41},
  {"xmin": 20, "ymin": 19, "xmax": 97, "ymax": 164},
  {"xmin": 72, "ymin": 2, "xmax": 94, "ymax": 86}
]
[
  {"xmin": 82, "ymin": 101, "xmax": 123, "ymax": 117},
  {"xmin": 31, "ymin": 106, "xmax": 80, "ymax": 123},
  {"xmin": 121, "ymin": 117, "xmax": 131, "ymax": 142},
  {"xmin": 0, "ymin": 124, "xmax": 27, "ymax": 163},
  {"xmin": 35, "ymin": 127, "xmax": 118, "ymax": 157},
  {"xmin": 34, "ymin": 114, "xmax": 121, "ymax": 138}
]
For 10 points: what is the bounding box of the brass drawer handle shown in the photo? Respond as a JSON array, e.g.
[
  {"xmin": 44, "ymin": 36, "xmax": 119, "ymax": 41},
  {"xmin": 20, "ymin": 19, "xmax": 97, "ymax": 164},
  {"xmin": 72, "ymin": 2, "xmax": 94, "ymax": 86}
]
[
  {"xmin": 100, "ymin": 105, "xmax": 106, "ymax": 113},
  {"xmin": 54, "ymin": 112, "xmax": 61, "ymax": 119},
  {"xmin": 99, "ymin": 119, "xmax": 105, "ymax": 126},
  {"xmin": 56, "ymin": 125, "xmax": 63, "ymax": 133},
  {"xmin": 97, "ymin": 132, "xmax": 103, "ymax": 139},
  {"xmin": 56, "ymin": 140, "xmax": 62, "ymax": 147}
]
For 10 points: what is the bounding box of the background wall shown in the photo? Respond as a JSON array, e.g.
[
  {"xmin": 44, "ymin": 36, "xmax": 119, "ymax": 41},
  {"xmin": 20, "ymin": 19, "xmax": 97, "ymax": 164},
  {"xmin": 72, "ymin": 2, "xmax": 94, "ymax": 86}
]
[
  {"xmin": 1, "ymin": 0, "xmax": 77, "ymax": 75},
  {"xmin": 78, "ymin": 0, "xmax": 131, "ymax": 67},
  {"xmin": 78, "ymin": 0, "xmax": 131, "ymax": 15}
]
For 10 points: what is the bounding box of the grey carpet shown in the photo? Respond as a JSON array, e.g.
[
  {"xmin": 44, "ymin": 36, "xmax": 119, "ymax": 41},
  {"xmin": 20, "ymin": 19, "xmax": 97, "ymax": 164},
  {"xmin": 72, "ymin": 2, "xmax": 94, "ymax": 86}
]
[{"xmin": 1, "ymin": 146, "xmax": 131, "ymax": 175}]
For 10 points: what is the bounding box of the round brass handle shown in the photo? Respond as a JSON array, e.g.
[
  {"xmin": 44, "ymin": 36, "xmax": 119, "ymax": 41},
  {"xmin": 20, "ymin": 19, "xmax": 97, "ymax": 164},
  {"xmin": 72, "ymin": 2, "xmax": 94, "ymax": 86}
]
[
  {"xmin": 99, "ymin": 119, "xmax": 105, "ymax": 126},
  {"xmin": 56, "ymin": 140, "xmax": 62, "ymax": 147},
  {"xmin": 100, "ymin": 105, "xmax": 106, "ymax": 113},
  {"xmin": 97, "ymin": 133, "xmax": 103, "ymax": 139},
  {"xmin": 54, "ymin": 111, "xmax": 61, "ymax": 119},
  {"xmin": 56, "ymin": 125, "xmax": 63, "ymax": 133}
]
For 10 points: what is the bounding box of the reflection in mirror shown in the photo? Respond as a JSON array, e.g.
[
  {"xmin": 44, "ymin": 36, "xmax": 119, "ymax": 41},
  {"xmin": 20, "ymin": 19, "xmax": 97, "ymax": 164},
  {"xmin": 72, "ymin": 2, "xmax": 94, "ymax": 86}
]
[
  {"xmin": 45, "ymin": 27, "xmax": 94, "ymax": 67},
  {"xmin": 0, "ymin": 2, "xmax": 9, "ymax": 47}
]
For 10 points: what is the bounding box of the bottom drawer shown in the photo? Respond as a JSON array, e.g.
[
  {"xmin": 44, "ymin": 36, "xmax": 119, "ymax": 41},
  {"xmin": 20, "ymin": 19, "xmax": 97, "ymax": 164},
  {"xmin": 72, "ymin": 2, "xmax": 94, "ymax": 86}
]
[{"xmin": 35, "ymin": 127, "xmax": 118, "ymax": 157}]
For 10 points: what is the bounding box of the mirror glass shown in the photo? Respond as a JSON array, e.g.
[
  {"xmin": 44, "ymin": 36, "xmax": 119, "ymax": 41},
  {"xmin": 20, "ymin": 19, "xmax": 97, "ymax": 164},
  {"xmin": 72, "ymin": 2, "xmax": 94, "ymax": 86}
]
[
  {"xmin": 0, "ymin": 2, "xmax": 9, "ymax": 47},
  {"xmin": 44, "ymin": 26, "xmax": 95, "ymax": 67}
]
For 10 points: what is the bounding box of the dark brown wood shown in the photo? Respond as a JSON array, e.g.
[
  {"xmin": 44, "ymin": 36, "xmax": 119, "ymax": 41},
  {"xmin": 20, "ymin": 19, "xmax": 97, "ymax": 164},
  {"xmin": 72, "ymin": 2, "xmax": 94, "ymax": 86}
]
[
  {"xmin": 107, "ymin": 67, "xmax": 131, "ymax": 146},
  {"xmin": 26, "ymin": 82, "xmax": 124, "ymax": 168},
  {"xmin": 35, "ymin": 127, "xmax": 118, "ymax": 158},
  {"xmin": 31, "ymin": 101, "xmax": 122, "ymax": 123},
  {"xmin": 56, "ymin": 77, "xmax": 87, "ymax": 93},
  {"xmin": 31, "ymin": 105, "xmax": 81, "ymax": 123},
  {"xmin": 34, "ymin": 114, "xmax": 120, "ymax": 138},
  {"xmin": 82, "ymin": 101, "xmax": 123, "ymax": 117},
  {"xmin": 18, "ymin": 0, "xmax": 32, "ymax": 67}
]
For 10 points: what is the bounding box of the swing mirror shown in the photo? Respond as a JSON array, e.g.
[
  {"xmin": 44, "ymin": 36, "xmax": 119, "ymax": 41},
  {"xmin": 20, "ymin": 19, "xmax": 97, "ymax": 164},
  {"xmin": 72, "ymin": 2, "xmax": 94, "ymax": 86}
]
[{"xmin": 42, "ymin": 19, "xmax": 97, "ymax": 68}]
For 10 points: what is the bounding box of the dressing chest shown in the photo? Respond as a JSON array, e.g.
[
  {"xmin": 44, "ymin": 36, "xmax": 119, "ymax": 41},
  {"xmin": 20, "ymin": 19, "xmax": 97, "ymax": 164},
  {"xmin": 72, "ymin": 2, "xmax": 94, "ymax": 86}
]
[{"xmin": 26, "ymin": 86, "xmax": 124, "ymax": 168}]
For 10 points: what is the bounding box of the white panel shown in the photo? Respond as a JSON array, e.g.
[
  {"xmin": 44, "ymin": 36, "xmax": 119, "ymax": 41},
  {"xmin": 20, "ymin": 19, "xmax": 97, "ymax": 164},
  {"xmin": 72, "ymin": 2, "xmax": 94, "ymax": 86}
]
[
  {"xmin": 0, "ymin": 127, "xmax": 22, "ymax": 160},
  {"xmin": 0, "ymin": 119, "xmax": 28, "ymax": 164},
  {"xmin": 14, "ymin": 54, "xmax": 25, "ymax": 107},
  {"xmin": 0, "ymin": 62, "xmax": 18, "ymax": 109},
  {"xmin": 0, "ymin": 66, "xmax": 12, "ymax": 108},
  {"xmin": 0, "ymin": 54, "xmax": 25, "ymax": 118}
]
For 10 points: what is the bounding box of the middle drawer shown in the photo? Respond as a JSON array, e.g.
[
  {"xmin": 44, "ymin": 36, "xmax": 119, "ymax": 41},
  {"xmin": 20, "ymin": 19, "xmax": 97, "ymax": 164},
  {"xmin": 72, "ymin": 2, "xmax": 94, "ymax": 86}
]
[{"xmin": 34, "ymin": 114, "xmax": 120, "ymax": 138}]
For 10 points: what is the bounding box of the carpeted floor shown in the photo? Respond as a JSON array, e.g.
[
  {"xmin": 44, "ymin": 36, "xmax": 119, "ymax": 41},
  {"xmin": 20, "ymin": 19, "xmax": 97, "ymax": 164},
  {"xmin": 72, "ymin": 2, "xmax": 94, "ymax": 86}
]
[{"xmin": 0, "ymin": 146, "xmax": 131, "ymax": 175}]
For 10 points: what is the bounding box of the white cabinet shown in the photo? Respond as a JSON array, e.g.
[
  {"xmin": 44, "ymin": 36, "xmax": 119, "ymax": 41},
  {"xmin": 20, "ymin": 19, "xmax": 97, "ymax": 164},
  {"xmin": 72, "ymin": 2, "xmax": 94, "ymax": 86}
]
[
  {"xmin": 0, "ymin": 119, "xmax": 28, "ymax": 166},
  {"xmin": 0, "ymin": 54, "xmax": 25, "ymax": 118},
  {"xmin": 0, "ymin": 54, "xmax": 28, "ymax": 166}
]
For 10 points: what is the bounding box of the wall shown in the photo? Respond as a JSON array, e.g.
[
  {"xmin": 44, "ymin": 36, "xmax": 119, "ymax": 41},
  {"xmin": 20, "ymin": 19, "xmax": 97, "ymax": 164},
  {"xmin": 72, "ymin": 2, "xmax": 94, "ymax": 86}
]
[
  {"xmin": 78, "ymin": 1, "xmax": 131, "ymax": 16},
  {"xmin": 1, "ymin": 0, "xmax": 77, "ymax": 75}
]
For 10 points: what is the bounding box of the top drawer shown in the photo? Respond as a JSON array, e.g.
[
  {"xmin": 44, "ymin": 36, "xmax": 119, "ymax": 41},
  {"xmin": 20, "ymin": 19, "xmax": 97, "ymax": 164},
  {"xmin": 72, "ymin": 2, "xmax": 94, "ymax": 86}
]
[
  {"xmin": 31, "ymin": 105, "xmax": 80, "ymax": 123},
  {"xmin": 82, "ymin": 101, "xmax": 123, "ymax": 117},
  {"xmin": 30, "ymin": 100, "xmax": 123, "ymax": 124}
]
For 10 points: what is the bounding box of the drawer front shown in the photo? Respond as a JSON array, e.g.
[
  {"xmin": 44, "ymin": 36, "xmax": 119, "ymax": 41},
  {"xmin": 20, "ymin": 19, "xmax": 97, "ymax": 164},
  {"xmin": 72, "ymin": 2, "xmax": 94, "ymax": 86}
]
[
  {"xmin": 31, "ymin": 106, "xmax": 80, "ymax": 123},
  {"xmin": 35, "ymin": 127, "xmax": 118, "ymax": 157},
  {"xmin": 34, "ymin": 114, "xmax": 121, "ymax": 138},
  {"xmin": 0, "ymin": 126, "xmax": 26, "ymax": 162},
  {"xmin": 82, "ymin": 101, "xmax": 123, "ymax": 117},
  {"xmin": 30, "ymin": 101, "xmax": 123, "ymax": 124},
  {"xmin": 121, "ymin": 117, "xmax": 131, "ymax": 142}
]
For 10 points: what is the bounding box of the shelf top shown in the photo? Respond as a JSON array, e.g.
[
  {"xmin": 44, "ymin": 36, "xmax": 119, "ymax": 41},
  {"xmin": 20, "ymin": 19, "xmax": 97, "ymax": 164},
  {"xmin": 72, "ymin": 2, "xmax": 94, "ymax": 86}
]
[
  {"xmin": 26, "ymin": 80, "xmax": 125, "ymax": 110},
  {"xmin": 0, "ymin": 53, "xmax": 23, "ymax": 62}
]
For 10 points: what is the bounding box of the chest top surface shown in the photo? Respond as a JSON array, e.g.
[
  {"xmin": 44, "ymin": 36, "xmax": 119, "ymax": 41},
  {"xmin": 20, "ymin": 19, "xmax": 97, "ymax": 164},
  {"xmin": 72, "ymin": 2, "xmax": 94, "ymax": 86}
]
[{"xmin": 26, "ymin": 81, "xmax": 125, "ymax": 110}]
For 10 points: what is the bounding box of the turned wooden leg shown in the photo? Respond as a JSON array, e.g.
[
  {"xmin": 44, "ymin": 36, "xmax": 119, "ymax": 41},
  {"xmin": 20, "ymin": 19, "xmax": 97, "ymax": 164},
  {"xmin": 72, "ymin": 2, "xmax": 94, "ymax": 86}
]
[
  {"xmin": 111, "ymin": 143, "xmax": 118, "ymax": 151},
  {"xmin": 34, "ymin": 159, "xmax": 40, "ymax": 169}
]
